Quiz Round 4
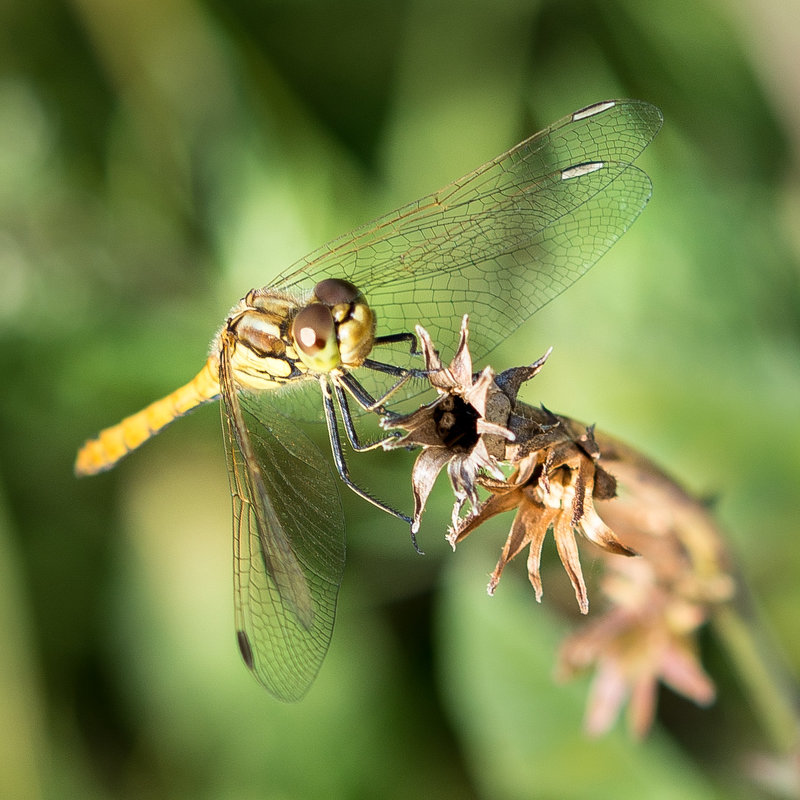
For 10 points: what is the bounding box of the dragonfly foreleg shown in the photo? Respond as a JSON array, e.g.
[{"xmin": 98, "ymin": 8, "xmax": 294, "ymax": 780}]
[
  {"xmin": 340, "ymin": 364, "xmax": 427, "ymax": 417},
  {"xmin": 372, "ymin": 331, "xmax": 420, "ymax": 355}
]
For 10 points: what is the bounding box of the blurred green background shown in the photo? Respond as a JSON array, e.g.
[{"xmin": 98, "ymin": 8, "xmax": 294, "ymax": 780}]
[{"xmin": 1, "ymin": 0, "xmax": 799, "ymax": 797}]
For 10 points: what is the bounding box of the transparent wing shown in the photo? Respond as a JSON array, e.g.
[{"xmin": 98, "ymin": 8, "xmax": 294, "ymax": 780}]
[
  {"xmin": 270, "ymin": 100, "xmax": 661, "ymax": 374},
  {"xmin": 220, "ymin": 339, "xmax": 345, "ymax": 701}
]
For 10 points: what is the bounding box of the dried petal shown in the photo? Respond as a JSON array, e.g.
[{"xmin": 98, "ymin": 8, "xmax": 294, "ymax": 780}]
[
  {"xmin": 409, "ymin": 447, "xmax": 454, "ymax": 533},
  {"xmin": 553, "ymin": 512, "xmax": 589, "ymax": 614},
  {"xmin": 584, "ymin": 661, "xmax": 628, "ymax": 736},
  {"xmin": 659, "ymin": 640, "xmax": 715, "ymax": 706},
  {"xmin": 449, "ymin": 485, "xmax": 521, "ymax": 547},
  {"xmin": 488, "ymin": 510, "xmax": 532, "ymax": 596},
  {"xmin": 629, "ymin": 674, "xmax": 658, "ymax": 739},
  {"xmin": 524, "ymin": 506, "xmax": 556, "ymax": 602},
  {"xmin": 579, "ymin": 503, "xmax": 637, "ymax": 556}
]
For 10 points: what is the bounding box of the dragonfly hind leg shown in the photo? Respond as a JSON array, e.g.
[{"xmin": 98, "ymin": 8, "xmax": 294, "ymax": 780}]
[
  {"xmin": 332, "ymin": 382, "xmax": 394, "ymax": 453},
  {"xmin": 318, "ymin": 376, "xmax": 422, "ymax": 553}
]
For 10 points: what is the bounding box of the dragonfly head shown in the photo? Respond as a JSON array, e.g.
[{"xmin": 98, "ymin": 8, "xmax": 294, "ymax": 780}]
[{"xmin": 291, "ymin": 279, "xmax": 376, "ymax": 372}]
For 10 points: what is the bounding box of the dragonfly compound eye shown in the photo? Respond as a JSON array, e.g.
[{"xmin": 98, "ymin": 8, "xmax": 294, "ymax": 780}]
[
  {"xmin": 292, "ymin": 303, "xmax": 341, "ymax": 372},
  {"xmin": 307, "ymin": 279, "xmax": 376, "ymax": 369},
  {"xmin": 312, "ymin": 278, "xmax": 362, "ymax": 307}
]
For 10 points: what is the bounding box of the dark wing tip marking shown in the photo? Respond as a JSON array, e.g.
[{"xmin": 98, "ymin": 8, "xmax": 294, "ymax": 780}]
[{"xmin": 237, "ymin": 629, "xmax": 255, "ymax": 670}]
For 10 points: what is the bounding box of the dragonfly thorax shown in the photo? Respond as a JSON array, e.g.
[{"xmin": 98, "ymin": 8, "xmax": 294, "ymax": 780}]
[
  {"xmin": 225, "ymin": 305, "xmax": 305, "ymax": 391},
  {"xmin": 223, "ymin": 279, "xmax": 376, "ymax": 392}
]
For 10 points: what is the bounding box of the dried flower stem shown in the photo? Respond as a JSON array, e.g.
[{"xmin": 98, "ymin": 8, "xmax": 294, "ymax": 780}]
[{"xmin": 712, "ymin": 604, "xmax": 799, "ymax": 756}]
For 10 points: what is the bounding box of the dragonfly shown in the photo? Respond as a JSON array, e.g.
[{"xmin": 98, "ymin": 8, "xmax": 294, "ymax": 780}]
[{"xmin": 75, "ymin": 99, "xmax": 662, "ymax": 701}]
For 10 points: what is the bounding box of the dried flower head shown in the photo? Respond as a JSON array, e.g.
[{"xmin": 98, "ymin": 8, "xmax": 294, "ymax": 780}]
[
  {"xmin": 556, "ymin": 559, "xmax": 717, "ymax": 738},
  {"xmin": 449, "ymin": 406, "xmax": 634, "ymax": 614},
  {"xmin": 384, "ymin": 316, "xmax": 633, "ymax": 613},
  {"xmin": 382, "ymin": 315, "xmax": 738, "ymax": 739},
  {"xmin": 381, "ymin": 316, "xmax": 515, "ymax": 534}
]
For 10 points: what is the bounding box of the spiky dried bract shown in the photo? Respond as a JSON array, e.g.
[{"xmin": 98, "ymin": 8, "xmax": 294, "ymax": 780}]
[
  {"xmin": 450, "ymin": 406, "xmax": 634, "ymax": 614},
  {"xmin": 382, "ymin": 316, "xmax": 738, "ymax": 738}
]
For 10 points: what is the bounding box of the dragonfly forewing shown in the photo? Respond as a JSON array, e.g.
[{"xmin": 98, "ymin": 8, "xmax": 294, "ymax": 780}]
[
  {"xmin": 220, "ymin": 337, "xmax": 345, "ymax": 700},
  {"xmin": 270, "ymin": 100, "xmax": 662, "ymax": 403}
]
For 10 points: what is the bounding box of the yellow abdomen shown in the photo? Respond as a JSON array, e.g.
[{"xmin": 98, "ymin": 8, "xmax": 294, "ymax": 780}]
[{"xmin": 75, "ymin": 356, "xmax": 220, "ymax": 476}]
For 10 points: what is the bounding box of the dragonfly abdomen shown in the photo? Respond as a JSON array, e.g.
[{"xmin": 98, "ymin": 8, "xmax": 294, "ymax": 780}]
[{"xmin": 74, "ymin": 356, "xmax": 221, "ymax": 476}]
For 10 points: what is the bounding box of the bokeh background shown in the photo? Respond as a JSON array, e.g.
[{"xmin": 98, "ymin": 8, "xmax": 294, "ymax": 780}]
[{"xmin": 2, "ymin": 0, "xmax": 799, "ymax": 798}]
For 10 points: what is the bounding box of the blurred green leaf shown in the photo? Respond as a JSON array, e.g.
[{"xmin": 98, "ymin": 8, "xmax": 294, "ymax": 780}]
[
  {"xmin": 437, "ymin": 542, "xmax": 719, "ymax": 800},
  {"xmin": 2, "ymin": 0, "xmax": 799, "ymax": 795}
]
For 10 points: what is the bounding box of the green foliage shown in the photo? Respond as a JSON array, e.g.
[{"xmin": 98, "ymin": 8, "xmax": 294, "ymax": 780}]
[{"xmin": 1, "ymin": 0, "xmax": 798, "ymax": 797}]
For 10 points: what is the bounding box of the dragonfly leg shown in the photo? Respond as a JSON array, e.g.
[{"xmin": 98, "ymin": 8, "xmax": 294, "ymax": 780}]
[
  {"xmin": 340, "ymin": 364, "xmax": 429, "ymax": 419},
  {"xmin": 333, "ymin": 381, "xmax": 399, "ymax": 452},
  {"xmin": 338, "ymin": 370, "xmax": 395, "ymax": 414},
  {"xmin": 372, "ymin": 330, "xmax": 420, "ymax": 355},
  {"xmin": 319, "ymin": 377, "xmax": 421, "ymax": 551},
  {"xmin": 360, "ymin": 330, "xmax": 431, "ymax": 412},
  {"xmin": 362, "ymin": 358, "xmax": 429, "ymax": 382}
]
